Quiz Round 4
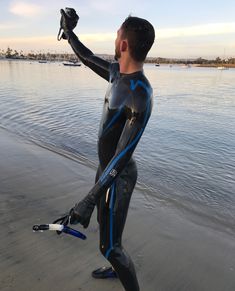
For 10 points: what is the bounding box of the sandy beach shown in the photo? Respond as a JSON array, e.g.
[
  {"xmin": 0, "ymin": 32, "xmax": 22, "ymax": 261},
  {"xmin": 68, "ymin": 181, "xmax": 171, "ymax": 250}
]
[{"xmin": 0, "ymin": 128, "xmax": 235, "ymax": 291}]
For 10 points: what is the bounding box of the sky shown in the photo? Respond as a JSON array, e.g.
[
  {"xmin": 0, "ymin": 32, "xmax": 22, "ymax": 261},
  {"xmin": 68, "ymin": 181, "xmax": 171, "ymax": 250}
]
[{"xmin": 0, "ymin": 0, "xmax": 235, "ymax": 59}]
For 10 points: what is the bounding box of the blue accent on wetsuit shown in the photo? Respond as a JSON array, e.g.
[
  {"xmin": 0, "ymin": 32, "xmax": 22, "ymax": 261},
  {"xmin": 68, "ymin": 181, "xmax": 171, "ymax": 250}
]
[
  {"xmin": 65, "ymin": 30, "xmax": 153, "ymax": 291},
  {"xmin": 102, "ymin": 107, "xmax": 124, "ymax": 136},
  {"xmin": 99, "ymin": 79, "xmax": 151, "ymax": 186},
  {"xmin": 130, "ymin": 79, "xmax": 152, "ymax": 95}
]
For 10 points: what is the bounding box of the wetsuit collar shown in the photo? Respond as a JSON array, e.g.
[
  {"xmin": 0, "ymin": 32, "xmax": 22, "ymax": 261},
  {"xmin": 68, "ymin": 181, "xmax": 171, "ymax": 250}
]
[{"xmin": 120, "ymin": 70, "xmax": 143, "ymax": 78}]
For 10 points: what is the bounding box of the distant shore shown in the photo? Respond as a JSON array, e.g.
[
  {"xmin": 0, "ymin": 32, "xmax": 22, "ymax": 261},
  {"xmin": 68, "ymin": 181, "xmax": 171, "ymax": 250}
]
[
  {"xmin": 1, "ymin": 47, "xmax": 235, "ymax": 67},
  {"xmin": 1, "ymin": 58, "xmax": 235, "ymax": 69},
  {"xmin": 195, "ymin": 64, "xmax": 235, "ymax": 68}
]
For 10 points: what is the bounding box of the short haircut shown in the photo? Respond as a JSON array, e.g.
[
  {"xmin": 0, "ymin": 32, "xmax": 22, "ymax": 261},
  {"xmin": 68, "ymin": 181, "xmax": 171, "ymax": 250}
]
[{"xmin": 121, "ymin": 16, "xmax": 155, "ymax": 62}]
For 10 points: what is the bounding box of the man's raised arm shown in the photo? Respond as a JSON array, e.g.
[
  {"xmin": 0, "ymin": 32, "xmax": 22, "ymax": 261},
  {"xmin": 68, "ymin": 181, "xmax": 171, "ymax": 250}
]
[{"xmin": 60, "ymin": 9, "xmax": 111, "ymax": 81}]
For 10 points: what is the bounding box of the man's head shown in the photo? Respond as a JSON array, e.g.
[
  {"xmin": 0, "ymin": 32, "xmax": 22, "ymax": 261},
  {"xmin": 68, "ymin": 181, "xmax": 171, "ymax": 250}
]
[{"xmin": 115, "ymin": 16, "xmax": 155, "ymax": 62}]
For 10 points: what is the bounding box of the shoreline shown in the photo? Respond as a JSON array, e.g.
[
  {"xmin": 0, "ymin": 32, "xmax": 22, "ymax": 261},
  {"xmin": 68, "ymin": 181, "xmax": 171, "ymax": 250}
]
[
  {"xmin": 194, "ymin": 64, "xmax": 235, "ymax": 68},
  {"xmin": 1, "ymin": 58, "xmax": 235, "ymax": 68},
  {"xmin": 1, "ymin": 128, "xmax": 235, "ymax": 291},
  {"xmin": 2, "ymin": 125, "xmax": 234, "ymax": 236}
]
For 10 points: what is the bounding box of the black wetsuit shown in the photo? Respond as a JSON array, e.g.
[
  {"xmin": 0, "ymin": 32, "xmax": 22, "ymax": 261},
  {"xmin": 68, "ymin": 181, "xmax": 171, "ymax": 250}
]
[{"xmin": 66, "ymin": 31, "xmax": 153, "ymax": 291}]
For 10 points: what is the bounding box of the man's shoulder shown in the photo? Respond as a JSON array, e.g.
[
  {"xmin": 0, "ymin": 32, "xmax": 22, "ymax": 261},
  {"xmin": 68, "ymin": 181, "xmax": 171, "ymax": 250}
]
[
  {"xmin": 125, "ymin": 74, "xmax": 153, "ymax": 114},
  {"xmin": 129, "ymin": 73, "xmax": 152, "ymax": 99}
]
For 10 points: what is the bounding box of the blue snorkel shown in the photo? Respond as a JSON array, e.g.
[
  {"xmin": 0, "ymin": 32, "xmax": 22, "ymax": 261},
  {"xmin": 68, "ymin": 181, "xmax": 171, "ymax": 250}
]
[{"xmin": 32, "ymin": 223, "xmax": 86, "ymax": 240}]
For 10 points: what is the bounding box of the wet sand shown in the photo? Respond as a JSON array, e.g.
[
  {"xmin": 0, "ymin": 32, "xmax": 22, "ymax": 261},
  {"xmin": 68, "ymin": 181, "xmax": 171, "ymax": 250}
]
[{"xmin": 0, "ymin": 128, "xmax": 235, "ymax": 291}]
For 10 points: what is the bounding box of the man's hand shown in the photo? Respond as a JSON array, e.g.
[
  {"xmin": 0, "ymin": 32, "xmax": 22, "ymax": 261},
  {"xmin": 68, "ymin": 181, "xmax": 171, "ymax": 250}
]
[
  {"xmin": 69, "ymin": 195, "xmax": 96, "ymax": 228},
  {"xmin": 53, "ymin": 214, "xmax": 70, "ymax": 235},
  {"xmin": 59, "ymin": 8, "xmax": 79, "ymax": 40}
]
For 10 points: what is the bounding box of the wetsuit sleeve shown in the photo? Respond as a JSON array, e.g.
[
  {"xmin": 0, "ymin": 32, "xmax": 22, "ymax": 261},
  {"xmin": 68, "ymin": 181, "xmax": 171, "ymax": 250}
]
[
  {"xmin": 65, "ymin": 31, "xmax": 111, "ymax": 81},
  {"xmin": 87, "ymin": 93, "xmax": 152, "ymax": 200}
]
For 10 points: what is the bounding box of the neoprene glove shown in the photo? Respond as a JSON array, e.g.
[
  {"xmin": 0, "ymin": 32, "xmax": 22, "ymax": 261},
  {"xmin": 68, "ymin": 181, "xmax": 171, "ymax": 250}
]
[
  {"xmin": 59, "ymin": 8, "xmax": 79, "ymax": 39},
  {"xmin": 69, "ymin": 194, "xmax": 96, "ymax": 228}
]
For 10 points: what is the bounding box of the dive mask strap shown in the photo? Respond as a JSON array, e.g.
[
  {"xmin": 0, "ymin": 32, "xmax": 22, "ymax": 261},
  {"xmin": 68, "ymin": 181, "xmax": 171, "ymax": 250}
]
[{"xmin": 57, "ymin": 27, "xmax": 63, "ymax": 41}]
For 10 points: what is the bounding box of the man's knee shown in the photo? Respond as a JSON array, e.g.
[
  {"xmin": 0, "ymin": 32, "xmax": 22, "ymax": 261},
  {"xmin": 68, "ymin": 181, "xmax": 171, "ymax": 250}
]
[
  {"xmin": 99, "ymin": 243, "xmax": 113, "ymax": 258},
  {"xmin": 99, "ymin": 243, "xmax": 123, "ymax": 260}
]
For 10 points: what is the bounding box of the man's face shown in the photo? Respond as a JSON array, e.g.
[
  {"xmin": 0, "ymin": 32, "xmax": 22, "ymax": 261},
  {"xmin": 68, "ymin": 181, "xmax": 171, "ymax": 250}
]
[{"xmin": 114, "ymin": 28, "xmax": 122, "ymax": 60}]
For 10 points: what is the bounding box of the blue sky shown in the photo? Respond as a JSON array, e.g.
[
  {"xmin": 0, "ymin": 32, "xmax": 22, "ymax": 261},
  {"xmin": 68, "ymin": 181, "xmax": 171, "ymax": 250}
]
[{"xmin": 0, "ymin": 0, "xmax": 235, "ymax": 58}]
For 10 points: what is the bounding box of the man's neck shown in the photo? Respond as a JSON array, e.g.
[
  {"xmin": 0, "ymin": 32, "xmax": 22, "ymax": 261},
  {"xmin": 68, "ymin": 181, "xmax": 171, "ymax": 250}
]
[{"xmin": 118, "ymin": 56, "xmax": 143, "ymax": 74}]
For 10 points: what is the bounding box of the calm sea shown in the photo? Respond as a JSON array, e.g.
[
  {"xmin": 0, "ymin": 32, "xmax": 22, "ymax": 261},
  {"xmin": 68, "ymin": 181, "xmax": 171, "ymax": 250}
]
[{"xmin": 0, "ymin": 60, "xmax": 235, "ymax": 232}]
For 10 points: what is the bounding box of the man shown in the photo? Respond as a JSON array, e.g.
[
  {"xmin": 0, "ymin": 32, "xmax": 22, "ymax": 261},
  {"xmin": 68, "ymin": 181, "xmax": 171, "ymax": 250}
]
[{"xmin": 58, "ymin": 9, "xmax": 155, "ymax": 291}]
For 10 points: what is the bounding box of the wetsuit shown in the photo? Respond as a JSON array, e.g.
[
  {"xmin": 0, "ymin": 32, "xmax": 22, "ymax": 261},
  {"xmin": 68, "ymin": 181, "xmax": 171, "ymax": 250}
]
[{"xmin": 66, "ymin": 31, "xmax": 153, "ymax": 291}]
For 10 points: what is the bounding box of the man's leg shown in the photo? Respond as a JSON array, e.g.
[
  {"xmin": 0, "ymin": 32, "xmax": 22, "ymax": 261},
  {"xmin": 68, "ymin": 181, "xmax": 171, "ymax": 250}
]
[{"xmin": 98, "ymin": 161, "xmax": 139, "ymax": 291}]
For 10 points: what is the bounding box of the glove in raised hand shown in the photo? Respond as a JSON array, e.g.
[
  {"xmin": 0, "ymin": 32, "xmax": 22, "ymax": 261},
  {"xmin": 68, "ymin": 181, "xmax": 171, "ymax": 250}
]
[{"xmin": 58, "ymin": 8, "xmax": 79, "ymax": 40}]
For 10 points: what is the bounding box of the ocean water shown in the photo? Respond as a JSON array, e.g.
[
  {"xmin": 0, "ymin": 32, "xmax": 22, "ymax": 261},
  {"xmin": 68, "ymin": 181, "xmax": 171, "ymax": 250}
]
[{"xmin": 0, "ymin": 60, "xmax": 235, "ymax": 232}]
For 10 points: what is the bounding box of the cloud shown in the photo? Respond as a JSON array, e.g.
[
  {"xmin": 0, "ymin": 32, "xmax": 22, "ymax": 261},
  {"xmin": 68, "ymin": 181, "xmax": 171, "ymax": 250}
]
[
  {"xmin": 0, "ymin": 36, "xmax": 57, "ymax": 50},
  {"xmin": 157, "ymin": 22, "xmax": 235, "ymax": 39},
  {"xmin": 1, "ymin": 23, "xmax": 235, "ymax": 58},
  {"xmin": 0, "ymin": 33, "xmax": 115, "ymax": 53},
  {"xmin": 0, "ymin": 23, "xmax": 19, "ymax": 30},
  {"xmin": 9, "ymin": 1, "xmax": 42, "ymax": 17},
  {"xmin": 67, "ymin": 23, "xmax": 235, "ymax": 43},
  {"xmin": 0, "ymin": 33, "xmax": 115, "ymax": 45},
  {"xmin": 153, "ymin": 41, "xmax": 234, "ymax": 59},
  {"xmin": 81, "ymin": 33, "xmax": 115, "ymax": 42}
]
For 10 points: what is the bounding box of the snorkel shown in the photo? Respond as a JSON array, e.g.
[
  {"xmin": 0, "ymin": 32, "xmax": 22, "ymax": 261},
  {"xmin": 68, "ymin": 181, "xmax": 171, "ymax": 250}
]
[{"xmin": 33, "ymin": 223, "xmax": 86, "ymax": 240}]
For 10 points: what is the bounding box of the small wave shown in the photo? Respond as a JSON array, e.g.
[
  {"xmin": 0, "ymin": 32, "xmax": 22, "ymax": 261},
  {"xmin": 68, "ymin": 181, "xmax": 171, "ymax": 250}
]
[{"xmin": 136, "ymin": 180, "xmax": 235, "ymax": 236}]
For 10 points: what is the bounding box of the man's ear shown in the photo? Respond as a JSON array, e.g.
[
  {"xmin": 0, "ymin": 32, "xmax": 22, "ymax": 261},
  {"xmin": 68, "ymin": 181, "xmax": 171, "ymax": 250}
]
[{"xmin": 120, "ymin": 40, "xmax": 128, "ymax": 52}]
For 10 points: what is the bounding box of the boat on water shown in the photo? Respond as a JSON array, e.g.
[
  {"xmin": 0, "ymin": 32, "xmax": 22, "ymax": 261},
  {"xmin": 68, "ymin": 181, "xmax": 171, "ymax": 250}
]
[
  {"xmin": 155, "ymin": 63, "xmax": 160, "ymax": 67},
  {"xmin": 38, "ymin": 60, "xmax": 47, "ymax": 63},
  {"xmin": 63, "ymin": 62, "xmax": 81, "ymax": 67}
]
